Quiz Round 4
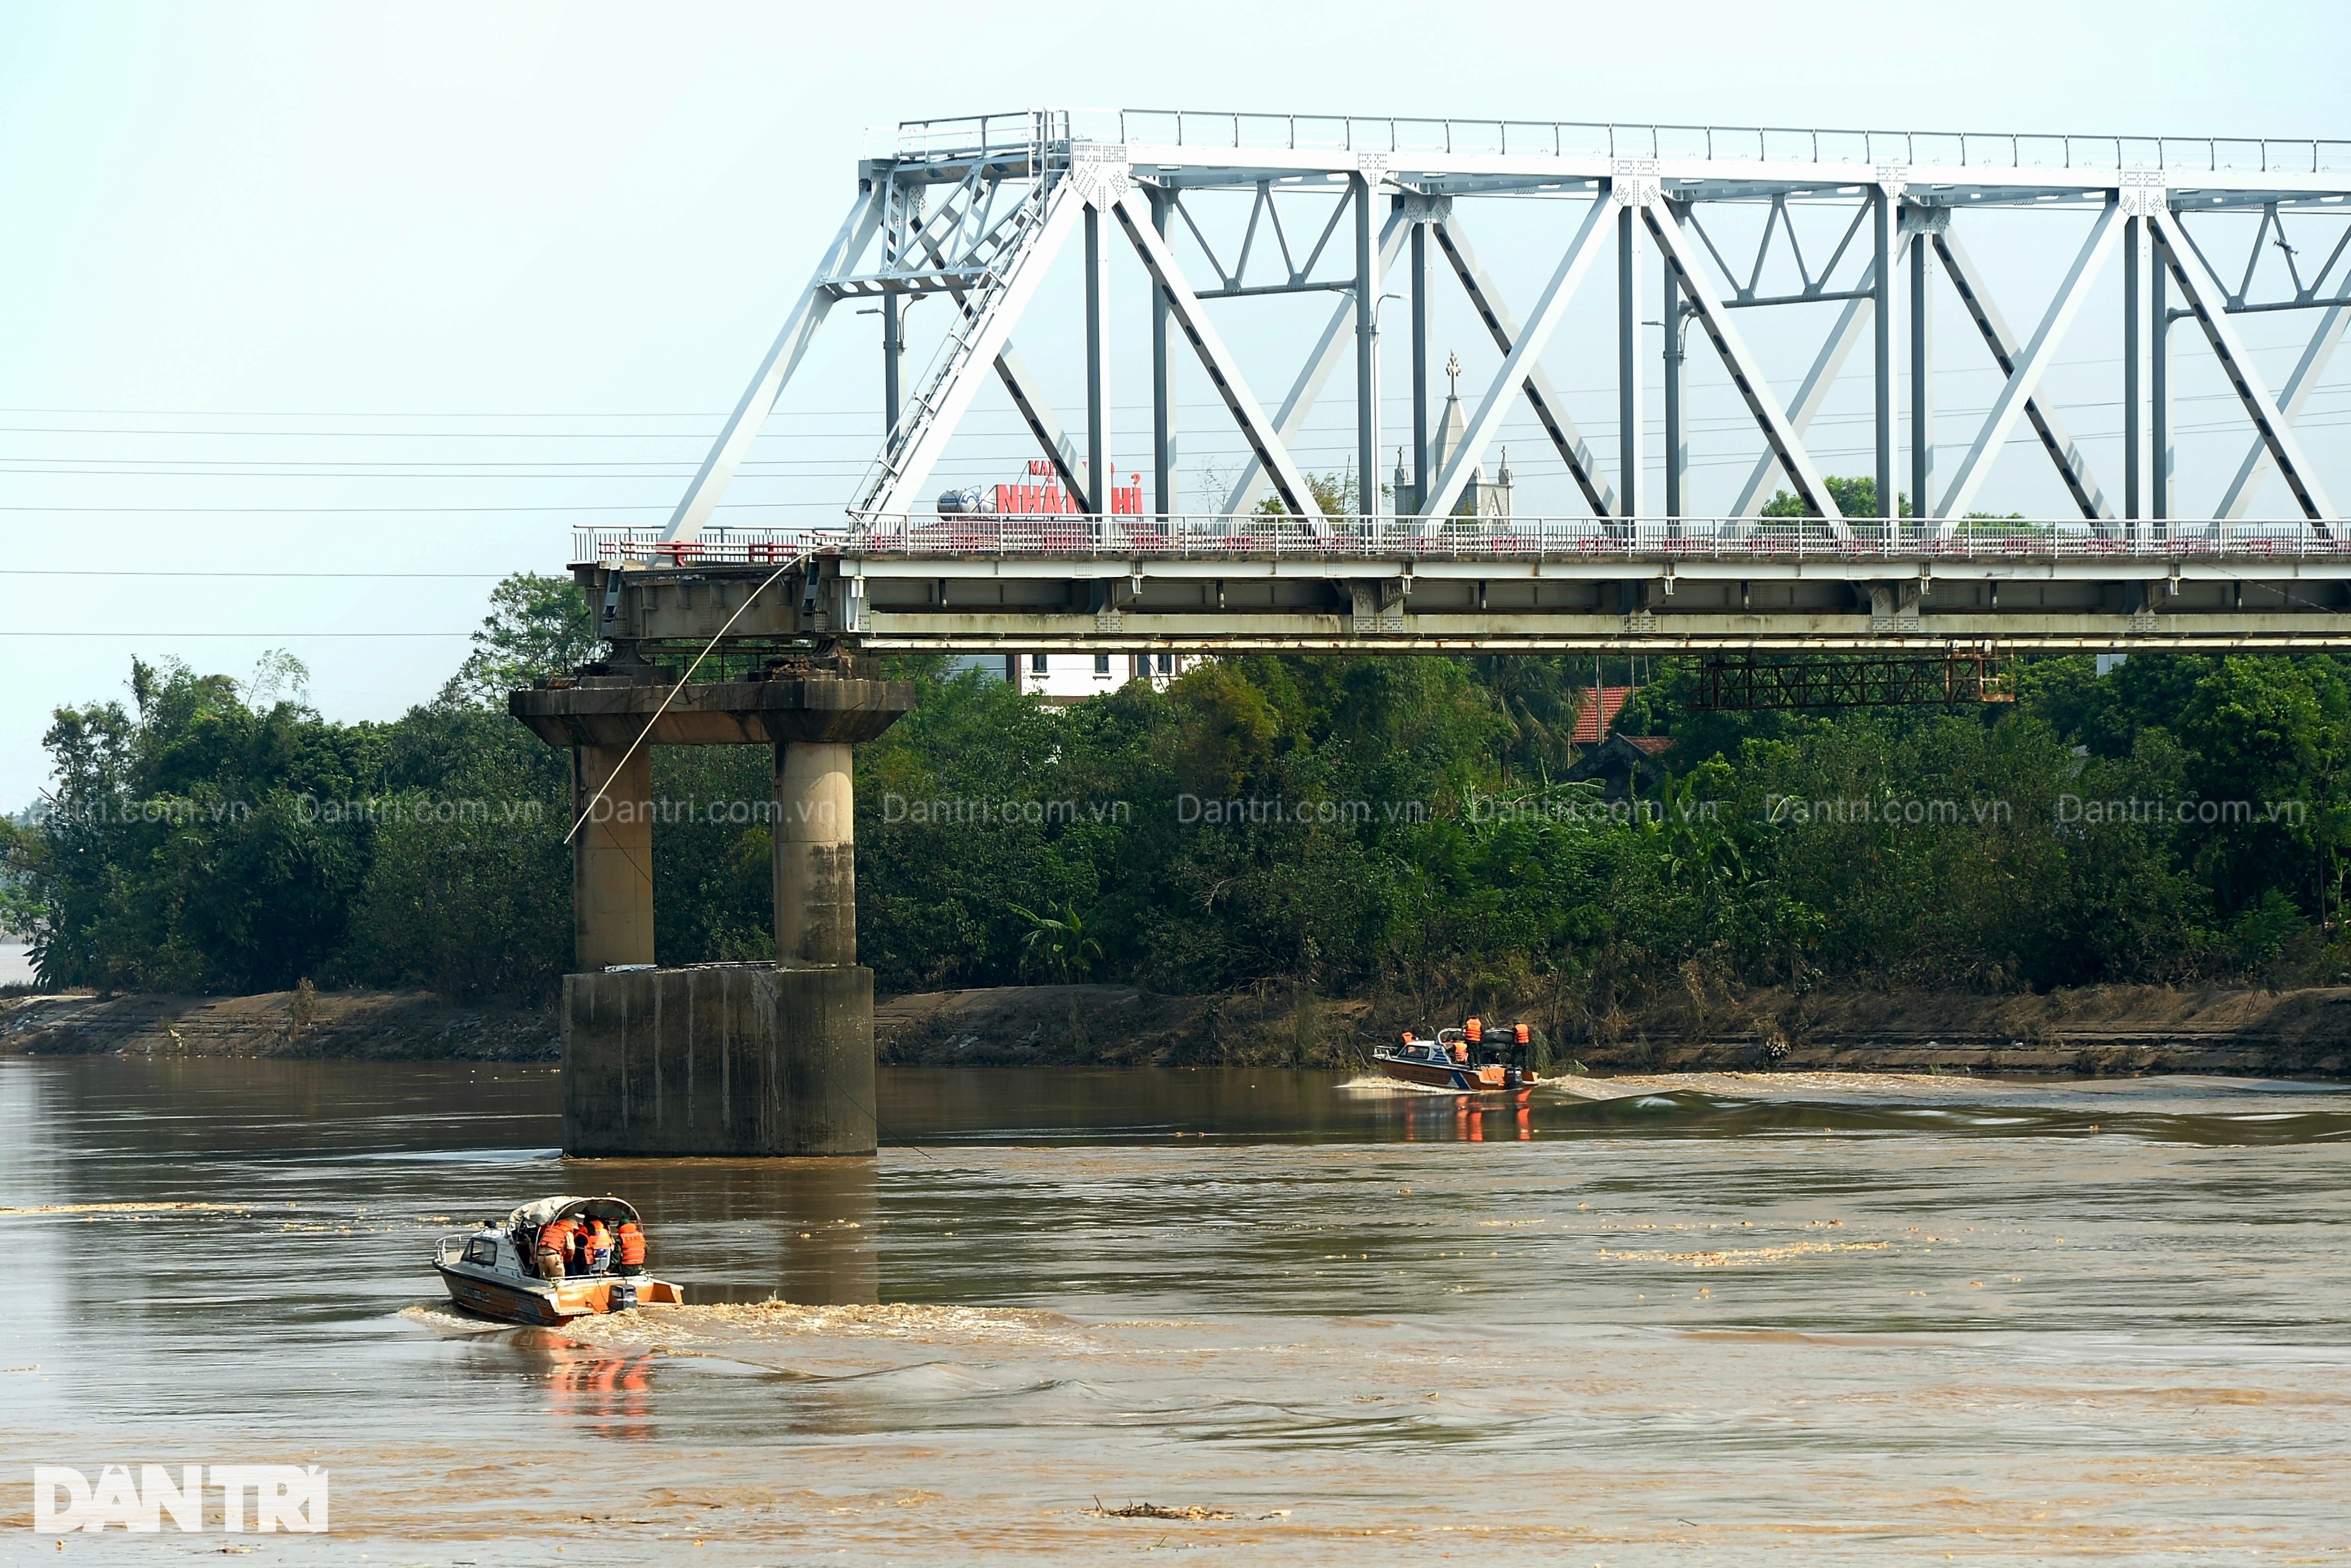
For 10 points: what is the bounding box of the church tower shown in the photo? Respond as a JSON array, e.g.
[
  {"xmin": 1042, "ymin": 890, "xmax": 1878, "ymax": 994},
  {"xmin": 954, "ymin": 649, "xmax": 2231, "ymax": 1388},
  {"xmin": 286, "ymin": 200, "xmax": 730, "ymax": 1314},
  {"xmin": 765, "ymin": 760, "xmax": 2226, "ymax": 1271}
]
[{"xmin": 1426, "ymin": 352, "xmax": 1504, "ymax": 519}]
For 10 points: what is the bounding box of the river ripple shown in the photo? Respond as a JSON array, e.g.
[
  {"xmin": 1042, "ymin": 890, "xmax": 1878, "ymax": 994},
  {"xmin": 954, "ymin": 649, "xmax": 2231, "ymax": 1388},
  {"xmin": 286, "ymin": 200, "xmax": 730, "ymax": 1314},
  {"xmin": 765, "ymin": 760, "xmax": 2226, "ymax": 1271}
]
[{"xmin": 3, "ymin": 1059, "xmax": 2348, "ymax": 1562}]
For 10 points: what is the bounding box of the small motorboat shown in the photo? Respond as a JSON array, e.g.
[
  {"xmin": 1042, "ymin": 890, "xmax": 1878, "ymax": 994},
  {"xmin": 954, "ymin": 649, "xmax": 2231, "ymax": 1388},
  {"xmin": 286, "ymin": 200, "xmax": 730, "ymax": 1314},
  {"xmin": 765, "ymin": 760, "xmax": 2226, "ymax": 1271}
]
[
  {"xmin": 433, "ymin": 1195, "xmax": 684, "ymax": 1327},
  {"xmin": 1372, "ymin": 1020, "xmax": 1543, "ymax": 1096}
]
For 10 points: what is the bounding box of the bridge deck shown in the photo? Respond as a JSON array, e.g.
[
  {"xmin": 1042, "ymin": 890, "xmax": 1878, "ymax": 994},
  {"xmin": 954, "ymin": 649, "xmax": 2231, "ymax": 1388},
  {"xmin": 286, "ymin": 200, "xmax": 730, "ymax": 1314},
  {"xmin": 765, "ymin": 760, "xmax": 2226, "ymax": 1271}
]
[{"xmin": 573, "ymin": 518, "xmax": 2351, "ymax": 655}]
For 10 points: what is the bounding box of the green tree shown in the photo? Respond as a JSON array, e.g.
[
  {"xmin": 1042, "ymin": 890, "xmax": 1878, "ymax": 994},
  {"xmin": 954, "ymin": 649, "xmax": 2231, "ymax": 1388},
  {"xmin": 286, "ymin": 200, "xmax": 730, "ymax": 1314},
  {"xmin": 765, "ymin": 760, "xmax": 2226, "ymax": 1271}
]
[{"xmin": 453, "ymin": 573, "xmax": 603, "ymax": 701}]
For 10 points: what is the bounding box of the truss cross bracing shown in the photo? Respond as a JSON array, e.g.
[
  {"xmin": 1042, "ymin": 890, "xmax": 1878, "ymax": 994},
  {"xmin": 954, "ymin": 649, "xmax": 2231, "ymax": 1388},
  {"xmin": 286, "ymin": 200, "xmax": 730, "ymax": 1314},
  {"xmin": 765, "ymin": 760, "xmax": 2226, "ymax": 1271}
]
[{"xmin": 598, "ymin": 109, "xmax": 2351, "ymax": 656}]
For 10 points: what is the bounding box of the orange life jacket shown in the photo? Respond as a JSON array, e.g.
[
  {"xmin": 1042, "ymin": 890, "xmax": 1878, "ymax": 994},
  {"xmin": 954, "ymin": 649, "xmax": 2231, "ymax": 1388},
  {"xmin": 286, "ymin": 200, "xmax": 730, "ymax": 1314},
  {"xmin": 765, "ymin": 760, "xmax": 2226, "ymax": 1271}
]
[
  {"xmin": 1466, "ymin": 1017, "xmax": 1483, "ymax": 1043},
  {"xmin": 617, "ymin": 1222, "xmax": 647, "ymax": 1267},
  {"xmin": 538, "ymin": 1219, "xmax": 577, "ymax": 1259}
]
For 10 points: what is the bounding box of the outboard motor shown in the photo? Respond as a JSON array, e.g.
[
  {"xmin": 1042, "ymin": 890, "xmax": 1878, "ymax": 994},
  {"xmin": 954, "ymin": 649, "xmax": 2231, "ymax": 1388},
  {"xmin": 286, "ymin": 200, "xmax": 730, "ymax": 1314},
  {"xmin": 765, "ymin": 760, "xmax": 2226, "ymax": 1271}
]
[{"xmin": 607, "ymin": 1278, "xmax": 639, "ymax": 1312}]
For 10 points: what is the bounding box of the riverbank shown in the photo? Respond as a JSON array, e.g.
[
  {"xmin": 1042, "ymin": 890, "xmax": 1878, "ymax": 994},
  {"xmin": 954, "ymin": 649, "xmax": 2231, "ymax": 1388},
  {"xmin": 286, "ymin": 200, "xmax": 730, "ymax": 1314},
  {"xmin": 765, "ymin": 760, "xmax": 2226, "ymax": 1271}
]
[
  {"xmin": 873, "ymin": 979, "xmax": 2351, "ymax": 1078},
  {"xmin": 6, "ymin": 977, "xmax": 2347, "ymax": 1077},
  {"xmin": 0, "ymin": 986, "xmax": 560, "ymax": 1060}
]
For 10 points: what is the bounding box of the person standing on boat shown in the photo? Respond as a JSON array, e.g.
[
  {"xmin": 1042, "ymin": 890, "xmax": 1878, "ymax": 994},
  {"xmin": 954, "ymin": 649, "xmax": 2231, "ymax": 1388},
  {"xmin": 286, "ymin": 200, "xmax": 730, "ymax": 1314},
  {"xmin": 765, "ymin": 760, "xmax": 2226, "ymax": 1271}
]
[
  {"xmin": 582, "ymin": 1217, "xmax": 614, "ymax": 1274},
  {"xmin": 536, "ymin": 1214, "xmax": 578, "ymax": 1279}
]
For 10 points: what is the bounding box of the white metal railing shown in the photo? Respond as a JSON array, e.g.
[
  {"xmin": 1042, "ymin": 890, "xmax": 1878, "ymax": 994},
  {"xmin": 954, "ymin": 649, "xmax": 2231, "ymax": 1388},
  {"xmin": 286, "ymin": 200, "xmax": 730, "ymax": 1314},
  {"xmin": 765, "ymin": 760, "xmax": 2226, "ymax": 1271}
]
[
  {"xmin": 888, "ymin": 110, "xmax": 2351, "ymax": 179},
  {"xmin": 574, "ymin": 516, "xmax": 2351, "ymax": 568}
]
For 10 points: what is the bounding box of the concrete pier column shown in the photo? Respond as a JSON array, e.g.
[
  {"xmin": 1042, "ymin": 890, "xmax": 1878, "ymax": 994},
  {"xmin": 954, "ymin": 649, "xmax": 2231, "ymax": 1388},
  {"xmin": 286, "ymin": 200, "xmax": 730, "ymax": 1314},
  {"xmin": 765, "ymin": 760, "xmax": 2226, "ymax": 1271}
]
[
  {"xmin": 573, "ymin": 743, "xmax": 654, "ymax": 970},
  {"xmin": 775, "ymin": 740, "xmax": 856, "ymax": 967},
  {"xmin": 516, "ymin": 665, "xmax": 910, "ymax": 1158}
]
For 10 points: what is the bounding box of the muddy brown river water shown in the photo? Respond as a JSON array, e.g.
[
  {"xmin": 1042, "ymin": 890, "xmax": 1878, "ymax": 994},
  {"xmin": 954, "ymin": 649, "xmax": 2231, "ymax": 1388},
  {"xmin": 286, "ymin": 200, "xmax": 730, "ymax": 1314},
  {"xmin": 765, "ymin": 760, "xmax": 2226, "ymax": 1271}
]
[{"xmin": 3, "ymin": 1058, "xmax": 2349, "ymax": 1564}]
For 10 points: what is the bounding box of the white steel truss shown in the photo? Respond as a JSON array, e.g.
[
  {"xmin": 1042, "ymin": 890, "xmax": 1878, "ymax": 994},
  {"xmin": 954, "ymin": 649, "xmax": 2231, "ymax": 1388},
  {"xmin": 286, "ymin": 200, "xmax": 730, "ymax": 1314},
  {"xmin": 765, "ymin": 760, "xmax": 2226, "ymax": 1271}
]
[
  {"xmin": 1934, "ymin": 200, "xmax": 2124, "ymax": 525},
  {"xmin": 2150, "ymin": 208, "xmax": 2338, "ymax": 528},
  {"xmin": 1644, "ymin": 193, "xmax": 1848, "ymax": 530},
  {"xmin": 1219, "ymin": 209, "xmax": 1407, "ymax": 516},
  {"xmin": 1430, "ymin": 215, "xmax": 1616, "ymax": 516},
  {"xmin": 1419, "ymin": 195, "xmax": 1613, "ymax": 521},
  {"xmin": 657, "ymin": 109, "xmax": 2351, "ymax": 548},
  {"xmin": 2216, "ymin": 271, "xmax": 2351, "ymax": 518}
]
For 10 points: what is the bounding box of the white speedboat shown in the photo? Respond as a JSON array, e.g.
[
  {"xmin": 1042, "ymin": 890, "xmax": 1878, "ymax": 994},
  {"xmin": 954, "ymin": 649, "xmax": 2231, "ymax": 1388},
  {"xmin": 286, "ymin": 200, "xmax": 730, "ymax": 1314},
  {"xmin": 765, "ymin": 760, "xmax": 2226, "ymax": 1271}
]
[{"xmin": 433, "ymin": 1195, "xmax": 683, "ymax": 1326}]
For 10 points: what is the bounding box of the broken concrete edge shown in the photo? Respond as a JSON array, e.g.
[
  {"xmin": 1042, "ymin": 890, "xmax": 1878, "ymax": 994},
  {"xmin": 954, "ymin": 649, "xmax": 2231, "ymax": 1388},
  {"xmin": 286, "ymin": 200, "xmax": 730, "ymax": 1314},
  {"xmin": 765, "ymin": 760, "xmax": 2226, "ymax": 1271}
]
[{"xmin": 510, "ymin": 675, "xmax": 916, "ymax": 748}]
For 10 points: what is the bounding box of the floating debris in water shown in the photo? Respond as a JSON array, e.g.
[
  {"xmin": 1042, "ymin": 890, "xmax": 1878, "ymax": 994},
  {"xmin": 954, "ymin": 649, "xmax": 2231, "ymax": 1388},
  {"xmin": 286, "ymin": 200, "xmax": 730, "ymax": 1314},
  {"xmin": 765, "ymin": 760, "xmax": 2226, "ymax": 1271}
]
[{"xmin": 1089, "ymin": 1499, "xmax": 1236, "ymax": 1521}]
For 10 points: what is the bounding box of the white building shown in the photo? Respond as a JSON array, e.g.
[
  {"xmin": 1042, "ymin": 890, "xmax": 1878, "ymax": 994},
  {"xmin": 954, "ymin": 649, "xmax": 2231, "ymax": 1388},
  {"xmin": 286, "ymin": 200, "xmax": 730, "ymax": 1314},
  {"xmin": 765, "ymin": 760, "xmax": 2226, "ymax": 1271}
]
[{"xmin": 946, "ymin": 651, "xmax": 1199, "ymax": 704}]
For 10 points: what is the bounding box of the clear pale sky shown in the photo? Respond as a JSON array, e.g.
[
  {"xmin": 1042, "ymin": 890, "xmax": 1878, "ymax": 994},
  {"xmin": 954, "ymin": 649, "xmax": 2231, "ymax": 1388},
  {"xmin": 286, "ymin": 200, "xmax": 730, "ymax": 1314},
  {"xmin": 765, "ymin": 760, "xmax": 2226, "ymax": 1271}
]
[{"xmin": 2, "ymin": 0, "xmax": 2346, "ymax": 809}]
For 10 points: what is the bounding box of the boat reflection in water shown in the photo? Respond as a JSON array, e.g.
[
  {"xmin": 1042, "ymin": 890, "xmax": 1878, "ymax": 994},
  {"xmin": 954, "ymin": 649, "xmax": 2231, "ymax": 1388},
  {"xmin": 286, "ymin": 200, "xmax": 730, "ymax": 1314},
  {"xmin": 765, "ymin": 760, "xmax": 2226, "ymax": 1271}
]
[
  {"xmin": 1395, "ymin": 1096, "xmax": 1536, "ymax": 1141},
  {"xmin": 516, "ymin": 1338, "xmax": 661, "ymax": 1443}
]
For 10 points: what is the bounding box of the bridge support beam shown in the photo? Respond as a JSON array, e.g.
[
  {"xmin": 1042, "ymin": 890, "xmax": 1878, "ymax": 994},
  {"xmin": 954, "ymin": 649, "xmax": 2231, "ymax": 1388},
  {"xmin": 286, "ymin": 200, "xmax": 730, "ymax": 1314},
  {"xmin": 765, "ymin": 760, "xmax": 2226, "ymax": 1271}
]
[
  {"xmin": 1410, "ymin": 214, "xmax": 1429, "ymax": 516},
  {"xmin": 1355, "ymin": 172, "xmax": 1380, "ymax": 520},
  {"xmin": 1150, "ymin": 186, "xmax": 1174, "ymax": 519},
  {"xmin": 1909, "ymin": 210, "xmax": 1935, "ymax": 521},
  {"xmin": 1662, "ymin": 237, "xmax": 1684, "ymax": 521},
  {"xmin": 1873, "ymin": 185, "xmax": 1896, "ymax": 526},
  {"xmin": 1617, "ymin": 202, "xmax": 1643, "ymax": 522},
  {"xmin": 513, "ymin": 667, "xmax": 914, "ymax": 1156},
  {"xmin": 2124, "ymin": 215, "xmax": 2143, "ymax": 529},
  {"xmin": 2152, "ymin": 255, "xmax": 2171, "ymax": 530}
]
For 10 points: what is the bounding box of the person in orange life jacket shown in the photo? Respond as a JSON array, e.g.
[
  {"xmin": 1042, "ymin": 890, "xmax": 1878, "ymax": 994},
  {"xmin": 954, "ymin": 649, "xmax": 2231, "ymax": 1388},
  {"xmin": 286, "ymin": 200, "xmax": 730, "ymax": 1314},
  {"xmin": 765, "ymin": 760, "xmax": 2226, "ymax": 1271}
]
[
  {"xmin": 581, "ymin": 1218, "xmax": 614, "ymax": 1273},
  {"xmin": 616, "ymin": 1221, "xmax": 647, "ymax": 1270},
  {"xmin": 536, "ymin": 1216, "xmax": 578, "ymax": 1280}
]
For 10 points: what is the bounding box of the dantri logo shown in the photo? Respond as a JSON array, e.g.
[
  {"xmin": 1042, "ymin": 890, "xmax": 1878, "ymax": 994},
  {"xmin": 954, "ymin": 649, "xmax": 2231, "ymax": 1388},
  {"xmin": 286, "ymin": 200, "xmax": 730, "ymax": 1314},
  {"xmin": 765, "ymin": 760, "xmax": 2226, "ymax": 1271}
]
[{"xmin": 32, "ymin": 1465, "xmax": 329, "ymax": 1534}]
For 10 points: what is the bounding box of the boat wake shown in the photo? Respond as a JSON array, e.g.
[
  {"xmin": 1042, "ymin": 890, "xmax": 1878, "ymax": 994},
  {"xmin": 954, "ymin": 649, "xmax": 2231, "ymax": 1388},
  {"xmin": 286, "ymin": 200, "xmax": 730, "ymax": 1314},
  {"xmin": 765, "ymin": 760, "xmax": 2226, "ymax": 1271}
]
[
  {"xmin": 1525, "ymin": 1086, "xmax": 2351, "ymax": 1144},
  {"xmin": 1334, "ymin": 1073, "xmax": 1461, "ymax": 1096},
  {"xmin": 397, "ymin": 1302, "xmax": 522, "ymax": 1335}
]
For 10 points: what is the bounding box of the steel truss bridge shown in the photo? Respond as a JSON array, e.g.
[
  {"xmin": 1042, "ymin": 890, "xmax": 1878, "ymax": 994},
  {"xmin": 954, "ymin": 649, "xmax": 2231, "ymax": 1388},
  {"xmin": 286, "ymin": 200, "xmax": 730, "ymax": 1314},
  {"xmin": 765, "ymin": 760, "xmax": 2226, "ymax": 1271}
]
[{"xmin": 579, "ymin": 109, "xmax": 2351, "ymax": 656}]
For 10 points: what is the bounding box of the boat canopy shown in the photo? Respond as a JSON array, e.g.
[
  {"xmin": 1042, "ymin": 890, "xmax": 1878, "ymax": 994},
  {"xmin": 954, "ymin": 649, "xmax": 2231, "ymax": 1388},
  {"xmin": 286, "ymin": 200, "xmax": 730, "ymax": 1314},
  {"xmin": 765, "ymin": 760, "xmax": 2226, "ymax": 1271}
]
[{"xmin": 505, "ymin": 1195, "xmax": 642, "ymax": 1230}]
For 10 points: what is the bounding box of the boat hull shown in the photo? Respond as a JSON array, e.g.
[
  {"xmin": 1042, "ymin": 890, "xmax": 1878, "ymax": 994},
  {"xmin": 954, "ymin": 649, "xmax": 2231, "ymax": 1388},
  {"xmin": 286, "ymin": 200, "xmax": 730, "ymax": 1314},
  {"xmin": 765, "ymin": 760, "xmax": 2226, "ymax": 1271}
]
[
  {"xmin": 1372, "ymin": 1051, "xmax": 1538, "ymax": 1096},
  {"xmin": 435, "ymin": 1263, "xmax": 682, "ymax": 1327}
]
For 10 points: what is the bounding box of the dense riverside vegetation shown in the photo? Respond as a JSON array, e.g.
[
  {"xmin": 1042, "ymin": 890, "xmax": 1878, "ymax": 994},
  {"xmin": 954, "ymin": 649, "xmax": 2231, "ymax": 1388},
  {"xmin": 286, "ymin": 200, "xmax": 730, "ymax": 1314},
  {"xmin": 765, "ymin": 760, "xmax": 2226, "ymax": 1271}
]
[{"xmin": 4, "ymin": 561, "xmax": 2347, "ymax": 1014}]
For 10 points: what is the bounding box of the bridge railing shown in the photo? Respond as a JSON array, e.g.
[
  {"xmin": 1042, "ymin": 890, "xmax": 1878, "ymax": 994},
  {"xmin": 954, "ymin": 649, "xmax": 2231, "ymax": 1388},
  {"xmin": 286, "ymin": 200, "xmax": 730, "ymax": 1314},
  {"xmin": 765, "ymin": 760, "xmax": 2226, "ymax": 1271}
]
[
  {"xmin": 574, "ymin": 518, "xmax": 2351, "ymax": 568},
  {"xmin": 887, "ymin": 110, "xmax": 2351, "ymax": 178}
]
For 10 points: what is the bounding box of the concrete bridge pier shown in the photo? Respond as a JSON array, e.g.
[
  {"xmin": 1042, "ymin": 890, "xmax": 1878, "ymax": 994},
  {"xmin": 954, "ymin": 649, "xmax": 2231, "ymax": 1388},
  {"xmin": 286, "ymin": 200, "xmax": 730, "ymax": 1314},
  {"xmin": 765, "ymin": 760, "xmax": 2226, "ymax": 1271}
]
[
  {"xmin": 510, "ymin": 662, "xmax": 913, "ymax": 1158},
  {"xmin": 775, "ymin": 740, "xmax": 857, "ymax": 967},
  {"xmin": 572, "ymin": 743, "xmax": 654, "ymax": 969}
]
